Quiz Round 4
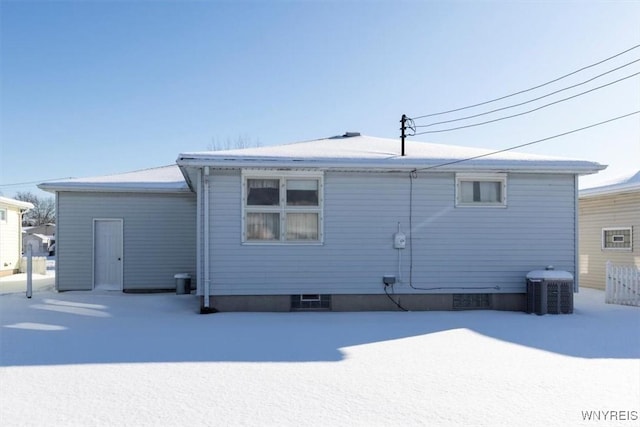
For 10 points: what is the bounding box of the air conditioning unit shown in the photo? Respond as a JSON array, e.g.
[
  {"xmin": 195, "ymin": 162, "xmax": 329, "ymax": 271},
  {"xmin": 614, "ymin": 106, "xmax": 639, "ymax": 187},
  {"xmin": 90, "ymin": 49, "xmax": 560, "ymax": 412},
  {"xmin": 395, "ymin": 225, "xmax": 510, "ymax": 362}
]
[{"xmin": 526, "ymin": 267, "xmax": 574, "ymax": 315}]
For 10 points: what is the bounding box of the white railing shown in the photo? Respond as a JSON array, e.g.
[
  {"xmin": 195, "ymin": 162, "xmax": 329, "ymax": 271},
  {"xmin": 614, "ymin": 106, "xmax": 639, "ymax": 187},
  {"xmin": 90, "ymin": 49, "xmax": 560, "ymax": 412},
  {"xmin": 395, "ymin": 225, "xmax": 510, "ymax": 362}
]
[{"xmin": 605, "ymin": 261, "xmax": 640, "ymax": 307}]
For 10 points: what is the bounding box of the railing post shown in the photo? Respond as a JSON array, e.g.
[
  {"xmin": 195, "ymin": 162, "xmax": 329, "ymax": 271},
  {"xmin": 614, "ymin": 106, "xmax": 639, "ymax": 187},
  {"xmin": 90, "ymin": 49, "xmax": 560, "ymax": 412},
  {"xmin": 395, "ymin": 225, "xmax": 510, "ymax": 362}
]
[{"xmin": 26, "ymin": 246, "xmax": 33, "ymax": 299}]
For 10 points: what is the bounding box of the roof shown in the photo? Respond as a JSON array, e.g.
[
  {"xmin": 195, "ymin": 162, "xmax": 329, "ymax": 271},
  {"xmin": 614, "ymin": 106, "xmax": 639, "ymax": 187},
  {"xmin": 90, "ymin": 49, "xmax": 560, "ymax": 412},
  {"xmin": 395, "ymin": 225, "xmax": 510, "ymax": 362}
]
[
  {"xmin": 579, "ymin": 169, "xmax": 640, "ymax": 198},
  {"xmin": 0, "ymin": 196, "xmax": 34, "ymax": 210},
  {"xmin": 24, "ymin": 233, "xmax": 53, "ymax": 241},
  {"xmin": 177, "ymin": 134, "xmax": 605, "ymax": 174},
  {"xmin": 38, "ymin": 165, "xmax": 190, "ymax": 193}
]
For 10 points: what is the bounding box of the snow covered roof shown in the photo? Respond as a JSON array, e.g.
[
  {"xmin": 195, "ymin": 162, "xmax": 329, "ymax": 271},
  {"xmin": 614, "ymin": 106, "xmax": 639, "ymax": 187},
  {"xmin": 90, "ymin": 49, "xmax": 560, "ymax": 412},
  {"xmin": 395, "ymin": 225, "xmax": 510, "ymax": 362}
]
[
  {"xmin": 579, "ymin": 169, "xmax": 640, "ymax": 198},
  {"xmin": 0, "ymin": 196, "xmax": 34, "ymax": 210},
  {"xmin": 177, "ymin": 134, "xmax": 605, "ymax": 174},
  {"xmin": 24, "ymin": 233, "xmax": 53, "ymax": 241},
  {"xmin": 38, "ymin": 165, "xmax": 190, "ymax": 193}
]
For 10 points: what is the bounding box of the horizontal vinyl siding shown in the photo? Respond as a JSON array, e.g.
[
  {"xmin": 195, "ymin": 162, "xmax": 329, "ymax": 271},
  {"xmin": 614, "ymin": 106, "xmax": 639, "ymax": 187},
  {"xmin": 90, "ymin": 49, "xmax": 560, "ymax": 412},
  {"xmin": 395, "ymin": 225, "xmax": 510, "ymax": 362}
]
[
  {"xmin": 0, "ymin": 207, "xmax": 21, "ymax": 273},
  {"xmin": 57, "ymin": 192, "xmax": 196, "ymax": 291},
  {"xmin": 579, "ymin": 192, "xmax": 640, "ymax": 290},
  {"xmin": 208, "ymin": 171, "xmax": 577, "ymax": 295}
]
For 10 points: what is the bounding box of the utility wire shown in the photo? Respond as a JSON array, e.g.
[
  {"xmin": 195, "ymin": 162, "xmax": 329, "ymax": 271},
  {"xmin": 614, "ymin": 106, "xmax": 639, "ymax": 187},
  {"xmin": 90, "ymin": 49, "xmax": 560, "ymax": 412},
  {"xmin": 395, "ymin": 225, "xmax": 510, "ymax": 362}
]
[
  {"xmin": 410, "ymin": 111, "xmax": 640, "ymax": 173},
  {"xmin": 411, "ymin": 71, "xmax": 640, "ymax": 135},
  {"xmin": 415, "ymin": 58, "xmax": 640, "ymax": 129},
  {"xmin": 411, "ymin": 44, "xmax": 640, "ymax": 120}
]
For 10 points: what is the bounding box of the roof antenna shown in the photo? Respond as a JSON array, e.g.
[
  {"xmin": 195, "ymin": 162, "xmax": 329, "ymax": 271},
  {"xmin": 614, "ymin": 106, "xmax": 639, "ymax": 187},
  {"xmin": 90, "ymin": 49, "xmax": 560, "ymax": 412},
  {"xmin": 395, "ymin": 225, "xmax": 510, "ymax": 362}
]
[{"xmin": 400, "ymin": 114, "xmax": 407, "ymax": 156}]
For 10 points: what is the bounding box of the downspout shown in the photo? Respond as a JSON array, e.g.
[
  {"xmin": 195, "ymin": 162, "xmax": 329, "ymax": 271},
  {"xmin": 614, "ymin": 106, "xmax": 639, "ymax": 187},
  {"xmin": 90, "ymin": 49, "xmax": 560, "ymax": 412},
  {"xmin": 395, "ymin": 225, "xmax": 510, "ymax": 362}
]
[
  {"xmin": 54, "ymin": 193, "xmax": 59, "ymax": 291},
  {"xmin": 202, "ymin": 166, "xmax": 212, "ymax": 312},
  {"xmin": 196, "ymin": 170, "xmax": 202, "ymax": 302},
  {"xmin": 574, "ymin": 174, "xmax": 580, "ymax": 293}
]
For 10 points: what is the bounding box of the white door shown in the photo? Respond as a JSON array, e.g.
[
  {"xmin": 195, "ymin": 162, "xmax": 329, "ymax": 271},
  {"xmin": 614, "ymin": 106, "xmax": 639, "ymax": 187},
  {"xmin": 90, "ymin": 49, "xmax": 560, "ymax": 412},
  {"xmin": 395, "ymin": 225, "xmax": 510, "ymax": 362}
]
[{"xmin": 94, "ymin": 219, "xmax": 123, "ymax": 290}]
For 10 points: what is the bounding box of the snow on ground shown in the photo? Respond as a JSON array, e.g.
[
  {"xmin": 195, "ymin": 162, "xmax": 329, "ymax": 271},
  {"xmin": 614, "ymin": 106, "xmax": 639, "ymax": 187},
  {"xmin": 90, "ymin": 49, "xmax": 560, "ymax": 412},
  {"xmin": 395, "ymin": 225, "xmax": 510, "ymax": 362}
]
[{"xmin": 1, "ymin": 287, "xmax": 638, "ymax": 427}]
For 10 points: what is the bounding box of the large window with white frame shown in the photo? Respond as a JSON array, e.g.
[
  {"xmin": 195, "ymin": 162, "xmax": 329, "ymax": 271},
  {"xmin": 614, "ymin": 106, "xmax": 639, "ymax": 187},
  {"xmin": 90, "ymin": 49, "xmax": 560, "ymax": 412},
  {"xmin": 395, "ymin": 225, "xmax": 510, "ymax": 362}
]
[
  {"xmin": 602, "ymin": 227, "xmax": 632, "ymax": 251},
  {"xmin": 242, "ymin": 171, "xmax": 324, "ymax": 244},
  {"xmin": 455, "ymin": 173, "xmax": 507, "ymax": 207}
]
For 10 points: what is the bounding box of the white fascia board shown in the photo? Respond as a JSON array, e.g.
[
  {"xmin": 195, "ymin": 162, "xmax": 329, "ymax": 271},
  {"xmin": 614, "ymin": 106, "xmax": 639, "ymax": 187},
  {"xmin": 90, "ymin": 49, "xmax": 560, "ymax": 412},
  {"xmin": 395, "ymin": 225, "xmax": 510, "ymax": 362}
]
[
  {"xmin": 0, "ymin": 196, "xmax": 35, "ymax": 210},
  {"xmin": 579, "ymin": 183, "xmax": 640, "ymax": 198},
  {"xmin": 176, "ymin": 156, "xmax": 605, "ymax": 175},
  {"xmin": 37, "ymin": 183, "xmax": 192, "ymax": 194}
]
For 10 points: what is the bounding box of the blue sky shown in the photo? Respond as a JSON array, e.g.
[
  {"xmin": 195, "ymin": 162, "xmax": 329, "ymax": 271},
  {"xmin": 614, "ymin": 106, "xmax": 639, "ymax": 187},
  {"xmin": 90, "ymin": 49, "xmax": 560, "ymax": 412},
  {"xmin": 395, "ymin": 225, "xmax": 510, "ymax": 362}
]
[{"xmin": 1, "ymin": 1, "xmax": 639, "ymax": 198}]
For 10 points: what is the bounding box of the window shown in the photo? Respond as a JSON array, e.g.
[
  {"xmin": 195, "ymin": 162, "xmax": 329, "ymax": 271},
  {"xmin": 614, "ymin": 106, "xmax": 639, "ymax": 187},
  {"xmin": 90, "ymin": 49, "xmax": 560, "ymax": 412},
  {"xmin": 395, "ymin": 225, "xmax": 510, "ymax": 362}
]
[
  {"xmin": 602, "ymin": 227, "xmax": 632, "ymax": 250},
  {"xmin": 0, "ymin": 208, "xmax": 6, "ymax": 222},
  {"xmin": 243, "ymin": 172, "xmax": 323, "ymax": 243},
  {"xmin": 456, "ymin": 173, "xmax": 507, "ymax": 207}
]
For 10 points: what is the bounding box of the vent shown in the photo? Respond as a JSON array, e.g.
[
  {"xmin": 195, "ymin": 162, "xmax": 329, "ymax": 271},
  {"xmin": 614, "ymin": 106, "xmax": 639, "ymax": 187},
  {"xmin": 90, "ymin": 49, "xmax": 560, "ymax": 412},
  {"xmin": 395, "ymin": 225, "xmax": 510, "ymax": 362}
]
[
  {"xmin": 330, "ymin": 132, "xmax": 361, "ymax": 139},
  {"xmin": 291, "ymin": 294, "xmax": 331, "ymax": 310},
  {"xmin": 453, "ymin": 294, "xmax": 490, "ymax": 310}
]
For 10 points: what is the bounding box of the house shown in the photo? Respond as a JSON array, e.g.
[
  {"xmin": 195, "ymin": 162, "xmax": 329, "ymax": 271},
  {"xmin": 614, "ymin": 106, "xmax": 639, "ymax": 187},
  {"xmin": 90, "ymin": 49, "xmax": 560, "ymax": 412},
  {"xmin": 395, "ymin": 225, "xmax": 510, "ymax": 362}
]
[
  {"xmin": 39, "ymin": 165, "xmax": 196, "ymax": 291},
  {"xmin": 23, "ymin": 223, "xmax": 56, "ymax": 237},
  {"xmin": 176, "ymin": 133, "xmax": 604, "ymax": 312},
  {"xmin": 23, "ymin": 233, "xmax": 54, "ymax": 256},
  {"xmin": 23, "ymin": 223, "xmax": 56, "ymax": 255},
  {"xmin": 0, "ymin": 196, "xmax": 34, "ymax": 277},
  {"xmin": 40, "ymin": 134, "xmax": 604, "ymax": 311},
  {"xmin": 578, "ymin": 170, "xmax": 639, "ymax": 290}
]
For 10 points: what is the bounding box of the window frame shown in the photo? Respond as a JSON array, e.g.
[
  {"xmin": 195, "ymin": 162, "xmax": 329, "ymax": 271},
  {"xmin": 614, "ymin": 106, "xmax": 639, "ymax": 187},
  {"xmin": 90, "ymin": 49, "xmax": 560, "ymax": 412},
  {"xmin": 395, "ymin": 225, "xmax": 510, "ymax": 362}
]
[
  {"xmin": 455, "ymin": 173, "xmax": 507, "ymax": 208},
  {"xmin": 0, "ymin": 208, "xmax": 6, "ymax": 222},
  {"xmin": 241, "ymin": 170, "xmax": 324, "ymax": 245},
  {"xmin": 601, "ymin": 227, "xmax": 633, "ymax": 251}
]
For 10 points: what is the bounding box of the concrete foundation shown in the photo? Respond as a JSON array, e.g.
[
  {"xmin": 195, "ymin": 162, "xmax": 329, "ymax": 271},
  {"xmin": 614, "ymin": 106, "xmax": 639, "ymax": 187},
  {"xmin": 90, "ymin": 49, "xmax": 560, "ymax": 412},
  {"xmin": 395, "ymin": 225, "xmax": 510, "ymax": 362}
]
[{"xmin": 201, "ymin": 293, "xmax": 527, "ymax": 312}]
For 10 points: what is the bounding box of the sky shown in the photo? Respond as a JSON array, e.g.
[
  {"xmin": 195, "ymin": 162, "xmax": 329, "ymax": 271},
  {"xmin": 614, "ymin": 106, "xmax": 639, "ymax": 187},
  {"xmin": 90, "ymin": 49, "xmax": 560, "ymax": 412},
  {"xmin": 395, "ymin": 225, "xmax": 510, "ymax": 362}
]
[
  {"xmin": 1, "ymin": 1, "xmax": 639, "ymax": 199},
  {"xmin": 1, "ymin": 284, "xmax": 639, "ymax": 426}
]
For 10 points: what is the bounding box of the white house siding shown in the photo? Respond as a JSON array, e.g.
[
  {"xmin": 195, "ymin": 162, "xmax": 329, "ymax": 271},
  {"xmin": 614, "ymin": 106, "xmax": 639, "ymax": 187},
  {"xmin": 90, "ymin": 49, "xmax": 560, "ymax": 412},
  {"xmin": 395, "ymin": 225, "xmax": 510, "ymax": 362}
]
[
  {"xmin": 56, "ymin": 192, "xmax": 196, "ymax": 291},
  {"xmin": 207, "ymin": 170, "xmax": 576, "ymax": 296},
  {"xmin": 579, "ymin": 192, "xmax": 640, "ymax": 290},
  {"xmin": 0, "ymin": 206, "xmax": 23, "ymax": 275}
]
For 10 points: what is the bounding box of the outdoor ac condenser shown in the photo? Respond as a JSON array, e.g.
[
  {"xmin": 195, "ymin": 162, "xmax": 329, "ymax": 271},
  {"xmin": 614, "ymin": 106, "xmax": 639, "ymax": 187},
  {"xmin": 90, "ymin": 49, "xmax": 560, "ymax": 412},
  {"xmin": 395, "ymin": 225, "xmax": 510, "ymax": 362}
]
[{"xmin": 526, "ymin": 268, "xmax": 574, "ymax": 315}]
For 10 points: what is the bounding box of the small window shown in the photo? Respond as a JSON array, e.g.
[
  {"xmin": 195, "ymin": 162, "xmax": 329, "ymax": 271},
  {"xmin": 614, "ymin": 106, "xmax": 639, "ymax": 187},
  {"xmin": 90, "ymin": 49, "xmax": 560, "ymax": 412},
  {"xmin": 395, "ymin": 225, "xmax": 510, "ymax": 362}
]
[
  {"xmin": 0, "ymin": 208, "xmax": 6, "ymax": 222},
  {"xmin": 242, "ymin": 172, "xmax": 323, "ymax": 244},
  {"xmin": 602, "ymin": 227, "xmax": 632, "ymax": 250},
  {"xmin": 456, "ymin": 173, "xmax": 507, "ymax": 207}
]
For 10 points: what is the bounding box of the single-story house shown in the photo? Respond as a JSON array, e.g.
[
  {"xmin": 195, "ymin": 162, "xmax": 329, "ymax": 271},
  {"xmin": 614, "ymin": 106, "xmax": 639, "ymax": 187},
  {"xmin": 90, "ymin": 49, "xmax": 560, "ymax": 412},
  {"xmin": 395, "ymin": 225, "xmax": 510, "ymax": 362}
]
[
  {"xmin": 23, "ymin": 233, "xmax": 54, "ymax": 256},
  {"xmin": 23, "ymin": 223, "xmax": 56, "ymax": 237},
  {"xmin": 41, "ymin": 134, "xmax": 604, "ymax": 311},
  {"xmin": 0, "ymin": 196, "xmax": 34, "ymax": 277},
  {"xmin": 579, "ymin": 170, "xmax": 639, "ymax": 290}
]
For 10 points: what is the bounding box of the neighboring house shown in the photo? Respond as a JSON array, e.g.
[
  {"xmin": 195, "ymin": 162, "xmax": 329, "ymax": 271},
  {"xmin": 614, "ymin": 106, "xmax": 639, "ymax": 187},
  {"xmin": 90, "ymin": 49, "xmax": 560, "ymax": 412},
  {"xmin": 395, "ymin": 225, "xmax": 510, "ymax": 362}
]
[
  {"xmin": 40, "ymin": 134, "xmax": 604, "ymax": 311},
  {"xmin": 578, "ymin": 170, "xmax": 640, "ymax": 290},
  {"xmin": 39, "ymin": 165, "xmax": 196, "ymax": 291},
  {"xmin": 0, "ymin": 196, "xmax": 34, "ymax": 277},
  {"xmin": 23, "ymin": 233, "xmax": 54, "ymax": 256},
  {"xmin": 23, "ymin": 223, "xmax": 57, "ymax": 256},
  {"xmin": 23, "ymin": 223, "xmax": 56, "ymax": 236}
]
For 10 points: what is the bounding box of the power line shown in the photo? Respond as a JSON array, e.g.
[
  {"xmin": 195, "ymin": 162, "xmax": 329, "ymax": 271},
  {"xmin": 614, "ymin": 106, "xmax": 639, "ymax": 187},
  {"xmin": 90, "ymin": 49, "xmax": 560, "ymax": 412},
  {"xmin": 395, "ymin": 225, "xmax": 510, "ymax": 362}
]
[
  {"xmin": 411, "ymin": 44, "xmax": 640, "ymax": 120},
  {"xmin": 414, "ymin": 58, "xmax": 640, "ymax": 129},
  {"xmin": 411, "ymin": 111, "xmax": 640, "ymax": 173},
  {"xmin": 411, "ymin": 71, "xmax": 640, "ymax": 135}
]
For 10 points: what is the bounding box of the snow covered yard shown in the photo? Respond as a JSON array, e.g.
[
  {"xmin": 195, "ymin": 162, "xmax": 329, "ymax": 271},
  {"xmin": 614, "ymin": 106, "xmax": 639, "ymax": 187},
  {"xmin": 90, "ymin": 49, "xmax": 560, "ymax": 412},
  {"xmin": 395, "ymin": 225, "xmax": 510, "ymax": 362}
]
[{"xmin": 1, "ymin": 288, "xmax": 638, "ymax": 427}]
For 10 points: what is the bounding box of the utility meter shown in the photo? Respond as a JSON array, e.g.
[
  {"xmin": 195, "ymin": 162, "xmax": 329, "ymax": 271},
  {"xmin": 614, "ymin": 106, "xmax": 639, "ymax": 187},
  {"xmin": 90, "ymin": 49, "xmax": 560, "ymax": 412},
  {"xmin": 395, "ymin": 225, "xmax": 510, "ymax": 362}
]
[{"xmin": 393, "ymin": 232, "xmax": 406, "ymax": 249}]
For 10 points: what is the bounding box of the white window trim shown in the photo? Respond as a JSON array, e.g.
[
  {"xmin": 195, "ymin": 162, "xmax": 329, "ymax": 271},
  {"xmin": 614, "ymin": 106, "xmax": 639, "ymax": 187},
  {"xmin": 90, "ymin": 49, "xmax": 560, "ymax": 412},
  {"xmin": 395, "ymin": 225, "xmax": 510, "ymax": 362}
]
[
  {"xmin": 601, "ymin": 227, "xmax": 633, "ymax": 251},
  {"xmin": 241, "ymin": 170, "xmax": 324, "ymax": 245},
  {"xmin": 455, "ymin": 173, "xmax": 507, "ymax": 208},
  {"xmin": 0, "ymin": 208, "xmax": 7, "ymax": 222}
]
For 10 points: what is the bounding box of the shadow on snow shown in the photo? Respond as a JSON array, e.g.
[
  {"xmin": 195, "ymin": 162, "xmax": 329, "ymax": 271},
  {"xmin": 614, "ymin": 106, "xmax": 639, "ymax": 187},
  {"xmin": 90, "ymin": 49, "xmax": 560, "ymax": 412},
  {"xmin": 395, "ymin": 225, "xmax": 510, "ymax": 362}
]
[{"xmin": 1, "ymin": 289, "xmax": 638, "ymax": 367}]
